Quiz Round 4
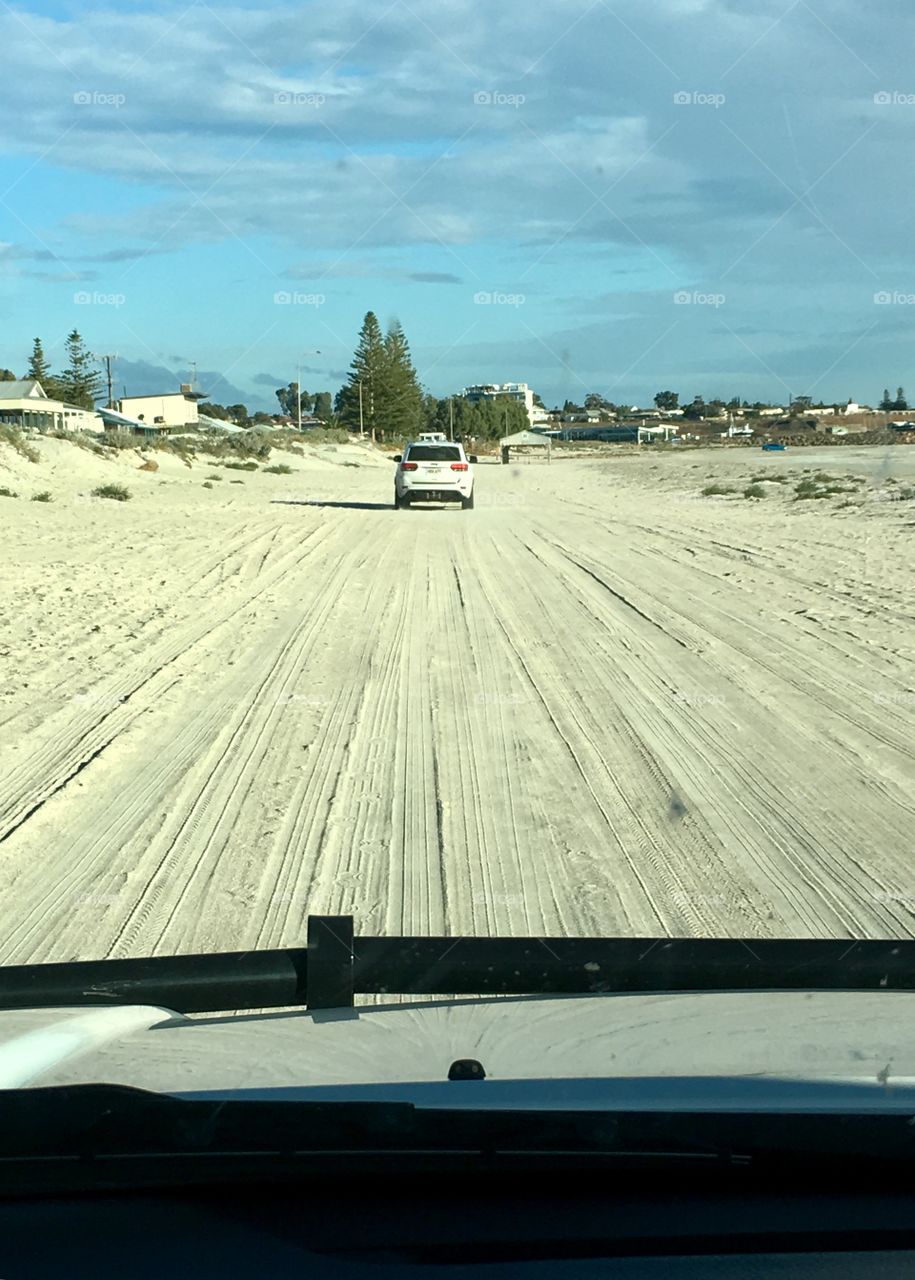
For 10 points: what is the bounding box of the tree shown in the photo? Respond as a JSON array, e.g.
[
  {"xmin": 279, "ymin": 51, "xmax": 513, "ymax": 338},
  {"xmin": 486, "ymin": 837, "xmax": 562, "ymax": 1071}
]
[
  {"xmin": 681, "ymin": 396, "xmax": 707, "ymax": 420},
  {"xmin": 225, "ymin": 403, "xmax": 250, "ymax": 426},
  {"xmin": 337, "ymin": 311, "xmax": 387, "ymax": 435},
  {"xmin": 275, "ymin": 383, "xmax": 313, "ymax": 419},
  {"xmin": 58, "ymin": 330, "xmax": 103, "ymax": 409},
  {"xmin": 654, "ymin": 390, "xmax": 679, "ymax": 410},
  {"xmin": 312, "ymin": 391, "xmax": 333, "ymax": 422},
  {"xmin": 0, "ymin": 368, "xmax": 16, "ymax": 381},
  {"xmin": 198, "ymin": 401, "xmax": 231, "ymax": 420},
  {"xmin": 894, "ymin": 386, "xmax": 908, "ymax": 411},
  {"xmin": 409, "ymin": 394, "xmax": 529, "ymax": 445},
  {"xmin": 380, "ymin": 320, "xmax": 423, "ymax": 439},
  {"xmin": 25, "ymin": 338, "xmax": 55, "ymax": 389},
  {"xmin": 879, "ymin": 387, "xmax": 893, "ymax": 411}
]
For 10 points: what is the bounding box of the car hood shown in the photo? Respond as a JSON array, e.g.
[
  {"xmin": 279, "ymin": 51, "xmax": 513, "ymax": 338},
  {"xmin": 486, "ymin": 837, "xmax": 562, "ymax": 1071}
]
[{"xmin": 2, "ymin": 990, "xmax": 915, "ymax": 1109}]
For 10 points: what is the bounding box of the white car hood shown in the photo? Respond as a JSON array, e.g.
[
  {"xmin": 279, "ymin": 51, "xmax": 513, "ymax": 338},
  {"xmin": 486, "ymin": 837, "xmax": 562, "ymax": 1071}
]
[{"xmin": 2, "ymin": 990, "xmax": 915, "ymax": 1109}]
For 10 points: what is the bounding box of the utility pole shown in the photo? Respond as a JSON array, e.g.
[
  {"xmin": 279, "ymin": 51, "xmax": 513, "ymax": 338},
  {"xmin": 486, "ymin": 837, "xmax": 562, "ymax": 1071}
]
[
  {"xmin": 95, "ymin": 353, "xmax": 117, "ymax": 408},
  {"xmin": 358, "ymin": 380, "xmax": 364, "ymax": 437},
  {"xmin": 449, "ymin": 397, "xmax": 454, "ymax": 441},
  {"xmin": 296, "ymin": 364, "xmax": 302, "ymax": 432}
]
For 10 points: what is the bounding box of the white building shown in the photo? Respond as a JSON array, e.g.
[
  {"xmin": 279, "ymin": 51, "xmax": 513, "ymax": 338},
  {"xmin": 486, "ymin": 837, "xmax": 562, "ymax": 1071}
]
[
  {"xmin": 118, "ymin": 385, "xmax": 205, "ymax": 429},
  {"xmin": 461, "ymin": 382, "xmax": 536, "ymax": 425},
  {"xmin": 0, "ymin": 380, "xmax": 102, "ymax": 433}
]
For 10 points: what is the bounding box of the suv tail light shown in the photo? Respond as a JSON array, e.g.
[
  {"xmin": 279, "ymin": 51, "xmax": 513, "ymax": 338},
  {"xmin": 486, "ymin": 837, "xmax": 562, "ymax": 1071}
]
[
  {"xmin": 402, "ymin": 461, "xmax": 418, "ymax": 471},
  {"xmin": 450, "ymin": 462, "xmax": 469, "ymax": 471}
]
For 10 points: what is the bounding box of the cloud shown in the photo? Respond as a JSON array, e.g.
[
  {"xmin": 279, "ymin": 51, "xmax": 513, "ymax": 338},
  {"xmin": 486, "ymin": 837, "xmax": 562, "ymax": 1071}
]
[
  {"xmin": 0, "ymin": 0, "xmax": 910, "ymax": 400},
  {"xmin": 410, "ymin": 272, "xmax": 462, "ymax": 283}
]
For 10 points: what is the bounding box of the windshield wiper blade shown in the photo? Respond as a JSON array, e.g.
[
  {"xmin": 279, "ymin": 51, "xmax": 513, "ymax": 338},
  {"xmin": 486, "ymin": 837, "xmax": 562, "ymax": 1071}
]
[{"xmin": 3, "ymin": 916, "xmax": 915, "ymax": 1013}]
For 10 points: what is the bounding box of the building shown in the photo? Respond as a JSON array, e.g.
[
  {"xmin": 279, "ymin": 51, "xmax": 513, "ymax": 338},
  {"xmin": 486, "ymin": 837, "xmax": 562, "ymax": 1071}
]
[
  {"xmin": 0, "ymin": 380, "xmax": 102, "ymax": 433},
  {"xmin": 461, "ymin": 382, "xmax": 536, "ymax": 425},
  {"xmin": 118, "ymin": 385, "xmax": 206, "ymax": 429}
]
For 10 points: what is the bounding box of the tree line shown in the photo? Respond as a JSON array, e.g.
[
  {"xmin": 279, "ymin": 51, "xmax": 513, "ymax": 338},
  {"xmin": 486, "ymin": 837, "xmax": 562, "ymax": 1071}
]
[{"xmin": 0, "ymin": 334, "xmax": 104, "ymax": 410}]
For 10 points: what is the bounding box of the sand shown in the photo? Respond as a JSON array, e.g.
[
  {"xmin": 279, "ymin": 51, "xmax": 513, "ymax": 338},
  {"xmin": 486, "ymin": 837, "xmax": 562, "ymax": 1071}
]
[{"xmin": 1, "ymin": 435, "xmax": 914, "ymax": 963}]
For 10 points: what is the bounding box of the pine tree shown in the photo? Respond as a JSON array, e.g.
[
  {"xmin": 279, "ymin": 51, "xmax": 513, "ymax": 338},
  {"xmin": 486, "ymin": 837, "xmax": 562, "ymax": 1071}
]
[
  {"xmin": 58, "ymin": 330, "xmax": 103, "ymax": 409},
  {"xmin": 381, "ymin": 320, "xmax": 423, "ymax": 440},
  {"xmin": 880, "ymin": 387, "xmax": 893, "ymax": 411},
  {"xmin": 25, "ymin": 337, "xmax": 64, "ymax": 398},
  {"xmin": 895, "ymin": 386, "xmax": 907, "ymax": 411},
  {"xmin": 338, "ymin": 312, "xmax": 387, "ymax": 435}
]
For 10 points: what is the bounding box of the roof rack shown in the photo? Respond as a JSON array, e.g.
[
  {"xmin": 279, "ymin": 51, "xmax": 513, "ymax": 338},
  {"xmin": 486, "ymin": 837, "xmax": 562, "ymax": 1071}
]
[{"xmin": 0, "ymin": 917, "xmax": 913, "ymax": 1014}]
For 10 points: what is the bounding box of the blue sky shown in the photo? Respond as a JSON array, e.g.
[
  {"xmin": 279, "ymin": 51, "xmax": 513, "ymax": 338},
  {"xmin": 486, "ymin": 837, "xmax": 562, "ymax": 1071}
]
[{"xmin": 1, "ymin": 0, "xmax": 914, "ymax": 411}]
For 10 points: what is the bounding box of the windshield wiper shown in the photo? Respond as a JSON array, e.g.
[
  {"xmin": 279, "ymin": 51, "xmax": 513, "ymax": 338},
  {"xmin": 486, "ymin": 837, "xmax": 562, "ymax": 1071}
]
[{"xmin": 2, "ymin": 916, "xmax": 915, "ymax": 1013}]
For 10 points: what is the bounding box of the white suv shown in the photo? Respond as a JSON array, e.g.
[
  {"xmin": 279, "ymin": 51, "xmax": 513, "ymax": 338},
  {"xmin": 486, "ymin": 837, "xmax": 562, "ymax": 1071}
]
[{"xmin": 393, "ymin": 433, "xmax": 476, "ymax": 509}]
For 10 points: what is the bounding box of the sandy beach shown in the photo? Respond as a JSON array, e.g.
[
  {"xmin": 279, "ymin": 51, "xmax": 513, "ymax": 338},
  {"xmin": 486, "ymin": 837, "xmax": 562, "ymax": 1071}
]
[{"xmin": 1, "ymin": 435, "xmax": 914, "ymax": 962}]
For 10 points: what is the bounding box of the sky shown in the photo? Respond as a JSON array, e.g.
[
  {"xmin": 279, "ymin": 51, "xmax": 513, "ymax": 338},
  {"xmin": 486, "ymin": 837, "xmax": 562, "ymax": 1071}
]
[{"xmin": 1, "ymin": 0, "xmax": 914, "ymax": 412}]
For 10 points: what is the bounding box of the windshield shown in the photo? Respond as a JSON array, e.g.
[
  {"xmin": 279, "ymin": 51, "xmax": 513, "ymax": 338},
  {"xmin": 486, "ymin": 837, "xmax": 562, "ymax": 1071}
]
[
  {"xmin": 405, "ymin": 445, "xmax": 463, "ymax": 461},
  {"xmin": 1, "ymin": 0, "xmax": 913, "ymax": 1088}
]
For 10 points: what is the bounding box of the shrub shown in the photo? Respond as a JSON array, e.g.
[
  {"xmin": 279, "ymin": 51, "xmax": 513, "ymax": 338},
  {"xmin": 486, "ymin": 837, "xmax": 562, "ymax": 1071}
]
[
  {"xmin": 0, "ymin": 425, "xmax": 40, "ymax": 463},
  {"xmin": 743, "ymin": 484, "xmax": 766, "ymax": 499},
  {"xmin": 91, "ymin": 483, "xmax": 131, "ymax": 501},
  {"xmin": 101, "ymin": 431, "xmax": 141, "ymax": 451},
  {"xmin": 205, "ymin": 472, "xmax": 223, "ymax": 480},
  {"xmin": 223, "ymin": 460, "xmax": 258, "ymax": 471},
  {"xmin": 31, "ymin": 491, "xmax": 53, "ymax": 502},
  {"xmin": 0, "ymin": 486, "xmax": 19, "ymax": 498},
  {"xmin": 229, "ymin": 478, "xmax": 245, "ymax": 484},
  {"xmin": 702, "ymin": 483, "xmax": 734, "ymax": 496},
  {"xmin": 263, "ymin": 463, "xmax": 293, "ymax": 475},
  {"xmin": 202, "ymin": 481, "xmax": 214, "ymax": 489}
]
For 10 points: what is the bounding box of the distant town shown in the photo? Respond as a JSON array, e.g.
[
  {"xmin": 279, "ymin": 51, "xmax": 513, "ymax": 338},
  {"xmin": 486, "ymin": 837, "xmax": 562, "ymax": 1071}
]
[{"xmin": 2, "ymin": 323, "xmax": 914, "ymax": 449}]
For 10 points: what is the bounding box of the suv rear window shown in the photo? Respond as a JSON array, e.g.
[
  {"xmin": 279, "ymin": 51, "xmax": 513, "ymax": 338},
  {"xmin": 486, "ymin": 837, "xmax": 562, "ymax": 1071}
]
[{"xmin": 406, "ymin": 445, "xmax": 462, "ymax": 462}]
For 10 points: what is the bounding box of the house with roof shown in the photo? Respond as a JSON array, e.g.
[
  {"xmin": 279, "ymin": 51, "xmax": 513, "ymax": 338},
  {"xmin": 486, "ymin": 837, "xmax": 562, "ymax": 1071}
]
[
  {"xmin": 117, "ymin": 384, "xmax": 206, "ymax": 429},
  {"xmin": 0, "ymin": 380, "xmax": 102, "ymax": 433}
]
